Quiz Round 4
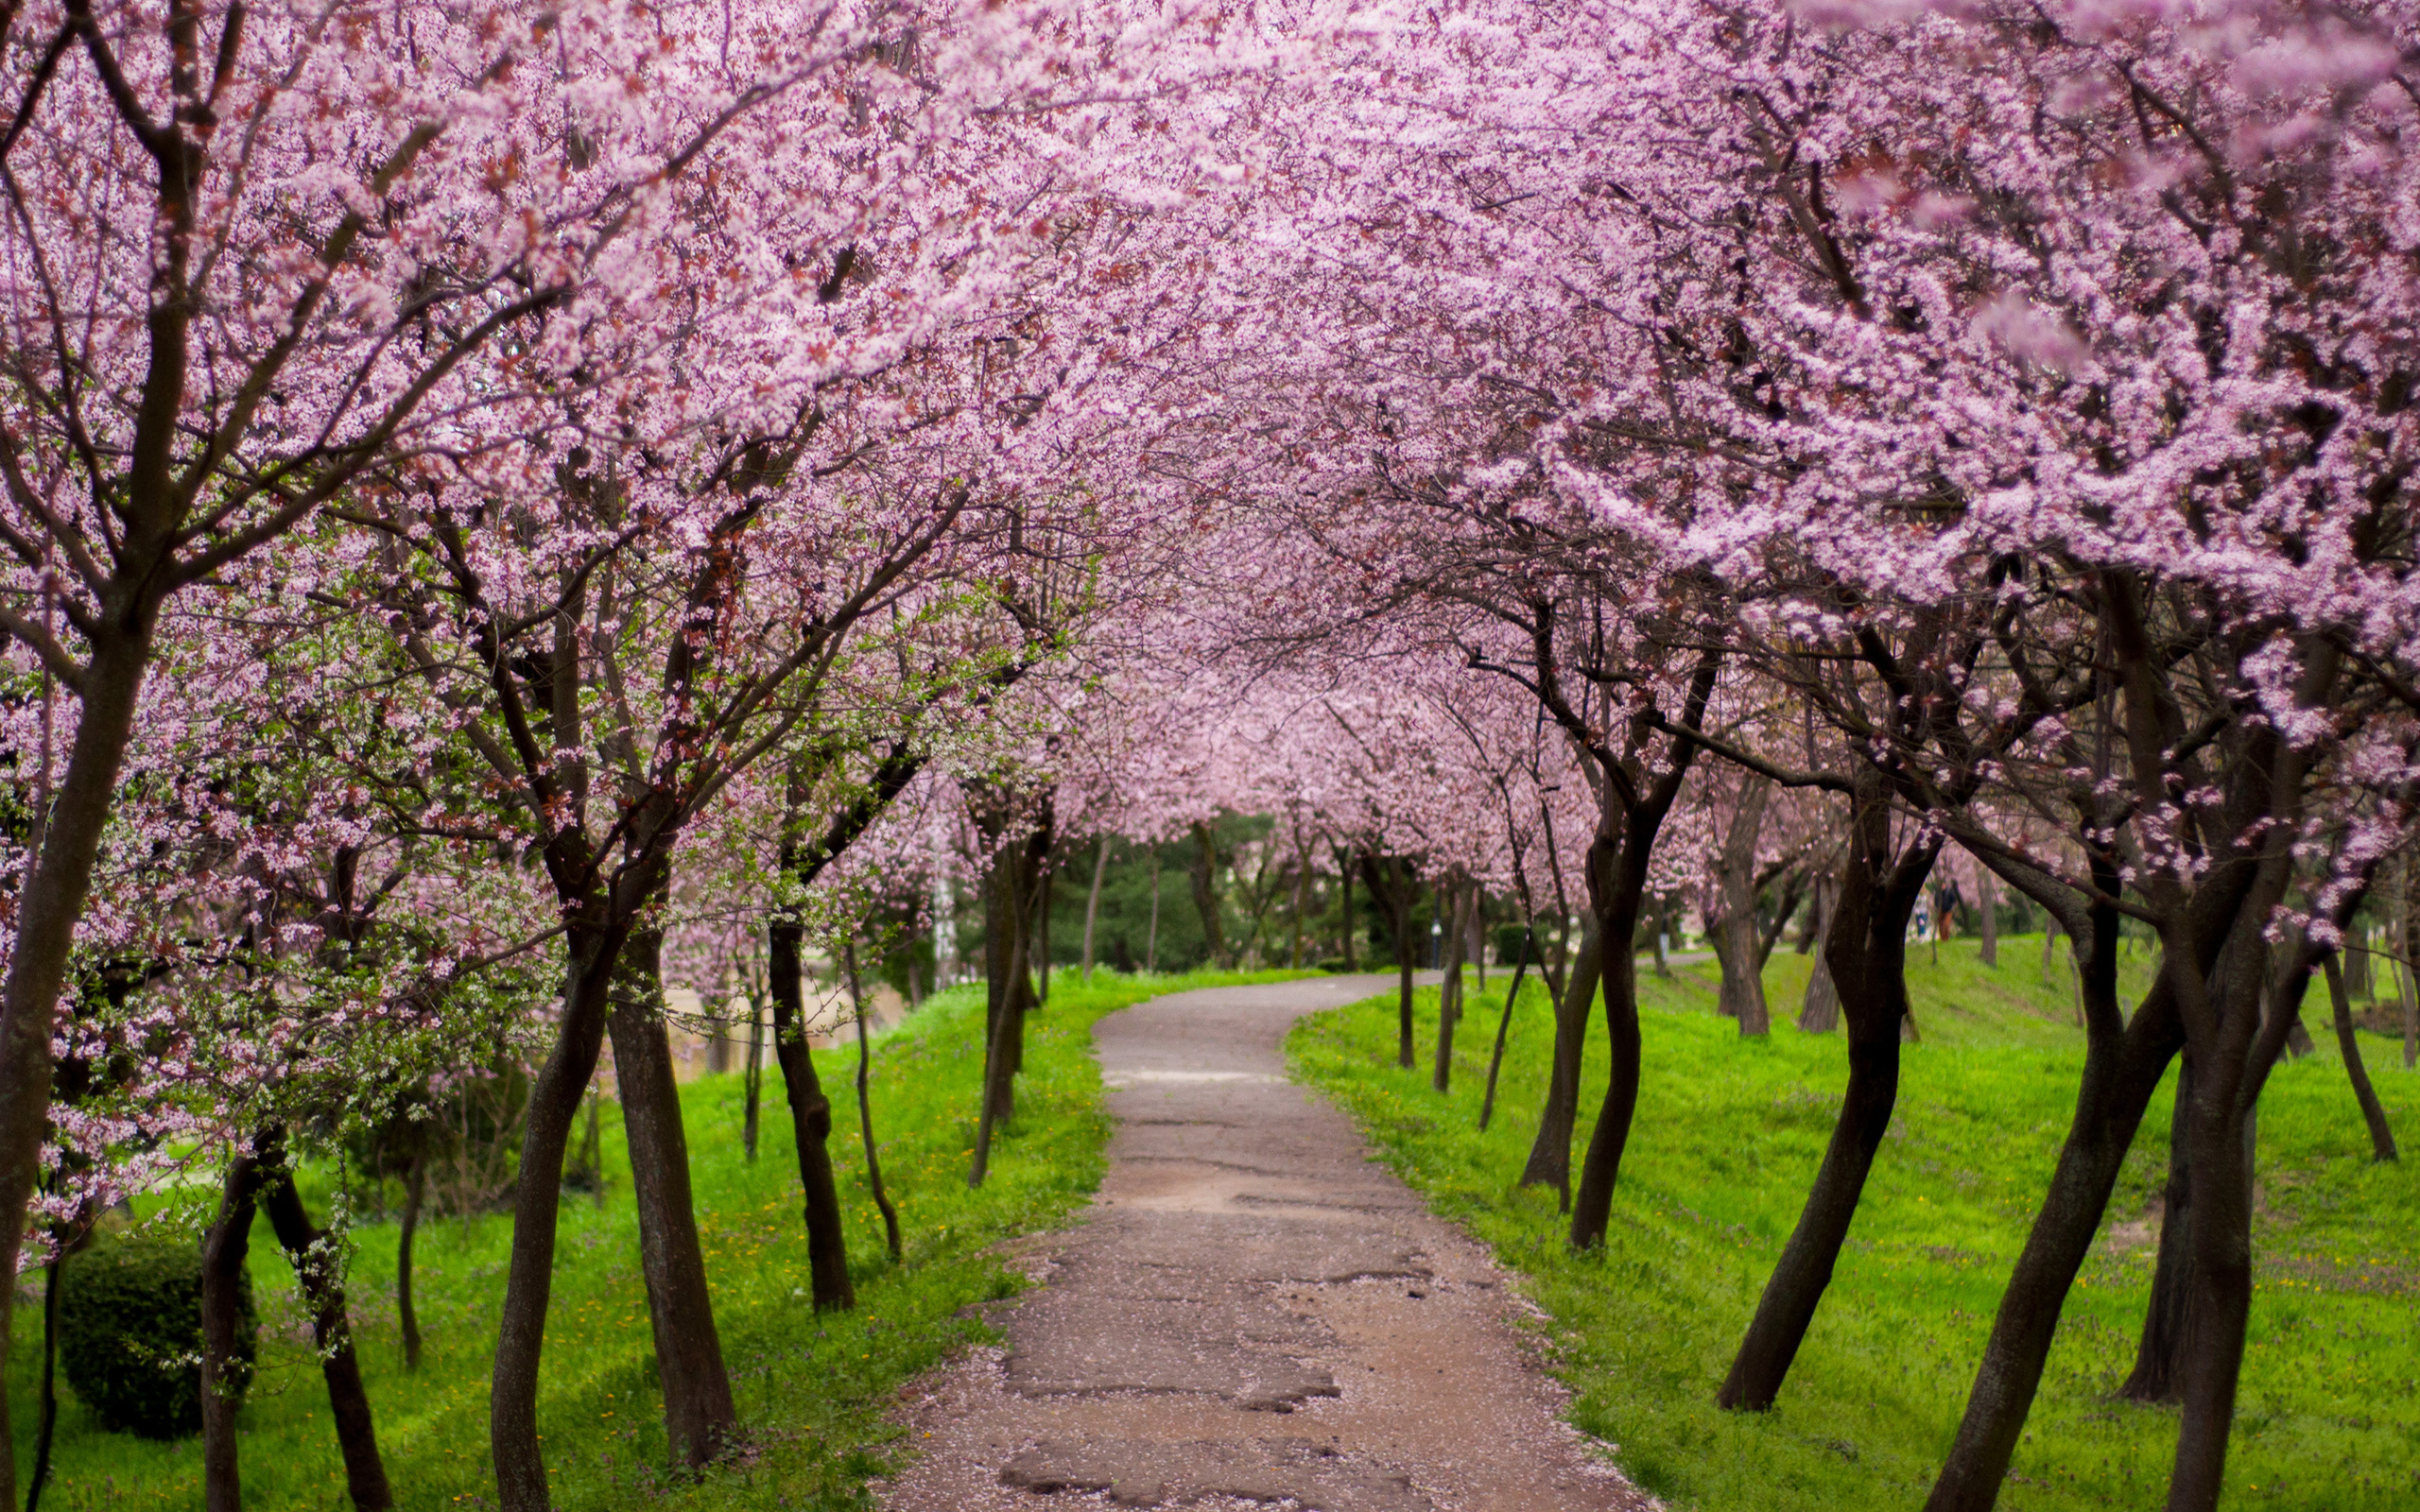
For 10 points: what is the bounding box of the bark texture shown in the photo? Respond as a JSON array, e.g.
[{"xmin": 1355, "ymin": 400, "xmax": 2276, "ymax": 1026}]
[
  {"xmin": 769, "ymin": 909, "xmax": 856, "ymax": 1311},
  {"xmin": 2324, "ymin": 955, "xmax": 2397, "ymax": 1161},
  {"xmin": 258, "ymin": 1135, "xmax": 395, "ymax": 1509},
  {"xmin": 606, "ymin": 931, "xmax": 740, "ymax": 1467},
  {"xmin": 202, "ymin": 1151, "xmax": 265, "ymax": 1512},
  {"xmin": 1519, "ymin": 919, "xmax": 1601, "ymax": 1206},
  {"xmin": 1718, "ymin": 774, "xmax": 1936, "ymax": 1409}
]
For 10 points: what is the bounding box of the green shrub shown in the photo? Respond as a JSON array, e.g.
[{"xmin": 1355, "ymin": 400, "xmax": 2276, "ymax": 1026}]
[{"xmin": 60, "ymin": 1229, "xmax": 256, "ymax": 1438}]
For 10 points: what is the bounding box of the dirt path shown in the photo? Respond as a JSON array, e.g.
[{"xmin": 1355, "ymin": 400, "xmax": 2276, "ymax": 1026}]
[{"xmin": 878, "ymin": 975, "xmax": 1652, "ymax": 1512}]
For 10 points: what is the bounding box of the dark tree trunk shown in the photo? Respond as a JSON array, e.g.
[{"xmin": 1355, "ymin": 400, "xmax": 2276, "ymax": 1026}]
[
  {"xmin": 1190, "ymin": 821, "xmax": 1231, "ymax": 968},
  {"xmin": 1978, "ymin": 868, "xmax": 1998, "ymax": 968},
  {"xmin": 1719, "ymin": 776, "xmax": 1937, "ymax": 1408},
  {"xmin": 493, "ymin": 919, "xmax": 630, "ymax": 1512},
  {"xmin": 1710, "ymin": 779, "xmax": 1772, "ymax": 1034},
  {"xmin": 769, "ymin": 909, "xmax": 855, "ymax": 1311},
  {"xmin": 1480, "ymin": 923, "xmax": 1534, "ymax": 1132},
  {"xmin": 26, "ymin": 1248, "xmax": 63, "ymax": 1512},
  {"xmin": 2166, "ymin": 1047, "xmax": 2257, "ymax": 1512},
  {"xmin": 0, "ymin": 631, "xmax": 165, "ymax": 1512},
  {"xmin": 605, "ymin": 930, "xmax": 740, "ymax": 1468},
  {"xmin": 1432, "ymin": 880, "xmax": 1469, "ymax": 1092},
  {"xmin": 742, "ymin": 1000, "xmax": 764, "ymax": 1163},
  {"xmin": 257, "ymin": 1135, "xmax": 395, "ymax": 1509},
  {"xmin": 397, "ymin": 1158, "xmax": 424, "ymax": 1372},
  {"xmin": 845, "ymin": 943, "xmax": 905, "ymax": 1263},
  {"xmin": 2324, "ymin": 955, "xmax": 2397, "ymax": 1160},
  {"xmin": 972, "ymin": 799, "xmax": 1050, "ymax": 1186},
  {"xmin": 1566, "ymin": 831, "xmax": 1647, "ymax": 1249},
  {"xmin": 2121, "ymin": 1059, "xmax": 2201, "ymax": 1405},
  {"xmin": 1520, "ymin": 919, "xmax": 1602, "ymax": 1207},
  {"xmin": 1926, "ymin": 907, "xmax": 2183, "ymax": 1511},
  {"xmin": 1337, "ymin": 847, "xmax": 1357, "ymax": 971},
  {"xmin": 202, "ymin": 1151, "xmax": 265, "ymax": 1512}
]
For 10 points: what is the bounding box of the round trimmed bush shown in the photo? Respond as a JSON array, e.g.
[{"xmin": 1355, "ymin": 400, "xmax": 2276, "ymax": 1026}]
[{"xmin": 60, "ymin": 1230, "xmax": 256, "ymax": 1438}]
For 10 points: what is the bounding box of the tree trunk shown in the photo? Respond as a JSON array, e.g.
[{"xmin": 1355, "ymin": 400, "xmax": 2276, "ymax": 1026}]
[
  {"xmin": 26, "ymin": 1246, "xmax": 63, "ymax": 1512},
  {"xmin": 1338, "ymin": 847, "xmax": 1357, "ymax": 971},
  {"xmin": 1520, "ymin": 919, "xmax": 1602, "ymax": 1207},
  {"xmin": 1035, "ymin": 849, "xmax": 1055, "ymax": 1007},
  {"xmin": 1718, "ymin": 776, "xmax": 1936, "ymax": 1409},
  {"xmin": 202, "ymin": 1151, "xmax": 265, "ymax": 1512},
  {"xmin": 1190, "ymin": 821, "xmax": 1230, "ymax": 969},
  {"xmin": 1432, "ymin": 880, "xmax": 1469, "ymax": 1093},
  {"xmin": 0, "ymin": 631, "xmax": 163, "ymax": 1511},
  {"xmin": 1797, "ymin": 876, "xmax": 1841, "ymax": 1031},
  {"xmin": 398, "ymin": 1158, "xmax": 424, "ymax": 1372},
  {"xmin": 2121, "ymin": 1058, "xmax": 2200, "ymax": 1405},
  {"xmin": 742, "ymin": 998, "xmax": 764, "ymax": 1162},
  {"xmin": 1568, "ymin": 830, "xmax": 1654, "ymax": 1250},
  {"xmin": 605, "ymin": 931, "xmax": 740, "ymax": 1469},
  {"xmin": 769, "ymin": 909, "xmax": 855, "ymax": 1312},
  {"xmin": 972, "ymin": 802, "xmax": 1049, "ymax": 1186},
  {"xmin": 2324, "ymin": 955, "xmax": 2398, "ymax": 1160},
  {"xmin": 2042, "ymin": 915, "xmax": 2060, "ymax": 985},
  {"xmin": 1082, "ymin": 837, "xmax": 1110, "ymax": 982},
  {"xmin": 844, "ymin": 942, "xmax": 904, "ymax": 1262},
  {"xmin": 492, "ymin": 919, "xmax": 630, "ymax": 1512},
  {"xmin": 1978, "ymin": 868, "xmax": 1998, "ymax": 968},
  {"xmin": 1926, "ymin": 916, "xmax": 2183, "ymax": 1511},
  {"xmin": 2165, "ymin": 1049, "xmax": 2257, "ymax": 1512},
  {"xmin": 1712, "ymin": 779, "xmax": 1772, "ymax": 1034},
  {"xmin": 257, "ymin": 1138, "xmax": 394, "ymax": 1510},
  {"xmin": 1480, "ymin": 924, "xmax": 1534, "ymax": 1132}
]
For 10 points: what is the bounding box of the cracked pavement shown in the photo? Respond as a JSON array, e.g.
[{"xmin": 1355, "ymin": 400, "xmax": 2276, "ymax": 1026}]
[{"xmin": 877, "ymin": 975, "xmax": 1655, "ymax": 1512}]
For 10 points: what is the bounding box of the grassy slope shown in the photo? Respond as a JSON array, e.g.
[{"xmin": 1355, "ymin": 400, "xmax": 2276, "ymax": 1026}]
[
  {"xmin": 1288, "ymin": 937, "xmax": 2418, "ymax": 1512},
  {"xmin": 10, "ymin": 967, "xmax": 1306, "ymax": 1512}
]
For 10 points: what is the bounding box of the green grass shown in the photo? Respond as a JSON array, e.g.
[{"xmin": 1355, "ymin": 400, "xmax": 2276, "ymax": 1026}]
[
  {"xmin": 9, "ymin": 966, "xmax": 1308, "ymax": 1511},
  {"xmin": 1288, "ymin": 936, "xmax": 2420, "ymax": 1511}
]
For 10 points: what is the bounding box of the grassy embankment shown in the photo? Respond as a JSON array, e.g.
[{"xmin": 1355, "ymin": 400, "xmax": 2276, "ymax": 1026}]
[
  {"xmin": 1289, "ymin": 936, "xmax": 2418, "ymax": 1511},
  {"xmin": 9, "ymin": 967, "xmax": 1306, "ymax": 1511}
]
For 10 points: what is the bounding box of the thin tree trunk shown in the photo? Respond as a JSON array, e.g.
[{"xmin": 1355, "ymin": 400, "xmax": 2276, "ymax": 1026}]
[
  {"xmin": 972, "ymin": 803, "xmax": 1048, "ymax": 1186},
  {"xmin": 1035, "ymin": 848, "xmax": 1055, "ymax": 1007},
  {"xmin": 1432, "ymin": 880, "xmax": 1469, "ymax": 1093},
  {"xmin": 1337, "ymin": 847, "xmax": 1357, "ymax": 971},
  {"xmin": 398, "ymin": 1158, "xmax": 424, "ymax": 1372},
  {"xmin": 1800, "ymin": 875, "xmax": 1841, "ymax": 1032},
  {"xmin": 1712, "ymin": 778, "xmax": 1772, "ymax": 1034},
  {"xmin": 2325, "ymin": 955, "xmax": 2398, "ymax": 1160},
  {"xmin": 2122, "ymin": 1057, "xmax": 2199, "ymax": 1405},
  {"xmin": 1718, "ymin": 776, "xmax": 1937, "ymax": 1408},
  {"xmin": 769, "ymin": 909, "xmax": 855, "ymax": 1312},
  {"xmin": 1926, "ymin": 924, "xmax": 2183, "ymax": 1510},
  {"xmin": 742, "ymin": 997, "xmax": 764, "ymax": 1162},
  {"xmin": 1520, "ymin": 919, "xmax": 1602, "ymax": 1208},
  {"xmin": 604, "ymin": 930, "xmax": 739, "ymax": 1469},
  {"xmin": 1568, "ymin": 827, "xmax": 1653, "ymax": 1251},
  {"xmin": 202, "ymin": 1150, "xmax": 265, "ymax": 1512},
  {"xmin": 1978, "ymin": 868, "xmax": 1998, "ymax": 968},
  {"xmin": 1190, "ymin": 821, "xmax": 1230, "ymax": 968},
  {"xmin": 1082, "ymin": 837, "xmax": 1110, "ymax": 982},
  {"xmin": 493, "ymin": 919, "xmax": 629, "ymax": 1512},
  {"xmin": 257, "ymin": 1139, "xmax": 394, "ymax": 1510},
  {"xmin": 1480, "ymin": 923, "xmax": 1535, "ymax": 1132},
  {"xmin": 582, "ymin": 1093, "xmax": 604, "ymax": 1210},
  {"xmin": 26, "ymin": 1249, "xmax": 62, "ymax": 1512},
  {"xmin": 845, "ymin": 942, "xmax": 904, "ymax": 1262}
]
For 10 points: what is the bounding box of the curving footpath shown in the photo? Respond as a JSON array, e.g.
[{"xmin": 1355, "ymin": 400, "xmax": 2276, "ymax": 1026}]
[{"xmin": 878, "ymin": 974, "xmax": 1655, "ymax": 1512}]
